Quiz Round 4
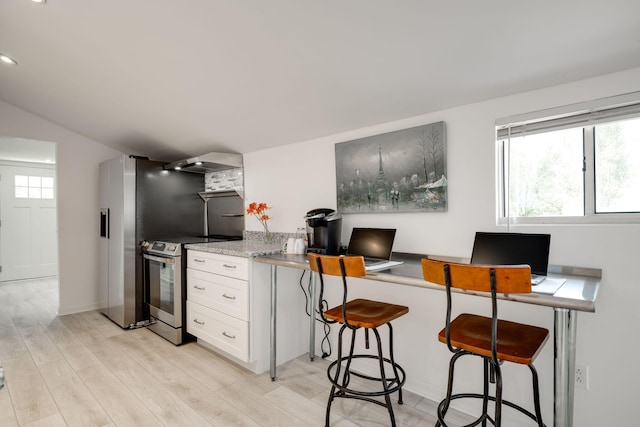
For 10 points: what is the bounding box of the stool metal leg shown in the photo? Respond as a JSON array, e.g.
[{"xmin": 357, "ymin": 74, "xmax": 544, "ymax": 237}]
[
  {"xmin": 341, "ymin": 327, "xmax": 358, "ymax": 392},
  {"xmin": 373, "ymin": 327, "xmax": 396, "ymax": 427},
  {"xmin": 529, "ymin": 364, "xmax": 545, "ymax": 427},
  {"xmin": 387, "ymin": 323, "xmax": 404, "ymax": 405},
  {"xmin": 326, "ymin": 324, "xmax": 347, "ymax": 427},
  {"xmin": 493, "ymin": 362, "xmax": 503, "ymax": 426},
  {"xmin": 482, "ymin": 359, "xmax": 489, "ymax": 427}
]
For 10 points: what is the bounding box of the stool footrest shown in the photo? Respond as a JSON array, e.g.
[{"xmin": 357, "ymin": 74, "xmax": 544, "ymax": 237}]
[
  {"xmin": 437, "ymin": 393, "xmax": 544, "ymax": 427},
  {"xmin": 327, "ymin": 354, "xmax": 406, "ymax": 398}
]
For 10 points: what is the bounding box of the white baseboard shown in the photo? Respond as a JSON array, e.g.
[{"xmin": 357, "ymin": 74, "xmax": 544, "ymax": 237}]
[{"xmin": 56, "ymin": 303, "xmax": 100, "ymax": 316}]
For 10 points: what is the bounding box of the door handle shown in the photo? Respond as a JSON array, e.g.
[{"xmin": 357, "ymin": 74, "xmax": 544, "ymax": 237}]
[
  {"xmin": 222, "ymin": 293, "xmax": 236, "ymax": 300},
  {"xmin": 222, "ymin": 331, "xmax": 236, "ymax": 339},
  {"xmin": 193, "ymin": 318, "xmax": 205, "ymax": 325},
  {"xmin": 193, "ymin": 285, "xmax": 206, "ymax": 291}
]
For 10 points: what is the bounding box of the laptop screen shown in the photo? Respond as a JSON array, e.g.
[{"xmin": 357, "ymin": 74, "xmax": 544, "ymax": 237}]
[
  {"xmin": 470, "ymin": 232, "xmax": 551, "ymax": 276},
  {"xmin": 347, "ymin": 228, "xmax": 397, "ymax": 260}
]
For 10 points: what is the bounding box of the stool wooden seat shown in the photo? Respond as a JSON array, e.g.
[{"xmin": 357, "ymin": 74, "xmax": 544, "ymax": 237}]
[
  {"xmin": 439, "ymin": 313, "xmax": 548, "ymax": 365},
  {"xmin": 422, "ymin": 258, "xmax": 548, "ymax": 427},
  {"xmin": 324, "ymin": 298, "xmax": 409, "ymax": 328},
  {"xmin": 308, "ymin": 253, "xmax": 408, "ymax": 427}
]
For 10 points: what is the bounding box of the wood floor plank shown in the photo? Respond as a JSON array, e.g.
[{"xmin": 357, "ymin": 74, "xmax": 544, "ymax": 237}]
[
  {"xmin": 216, "ymin": 380, "xmax": 310, "ymax": 427},
  {"xmin": 75, "ymin": 364, "xmax": 161, "ymax": 427},
  {"xmin": 186, "ymin": 391, "xmax": 262, "ymax": 427},
  {"xmin": 72, "ymin": 332, "xmax": 141, "ymax": 373},
  {"xmin": 263, "ymin": 385, "xmax": 333, "ymax": 425},
  {"xmin": 4, "ymin": 369, "xmax": 59, "ymax": 425},
  {"xmin": 0, "ymin": 384, "xmax": 19, "ymax": 427},
  {"xmin": 115, "ymin": 366, "xmax": 211, "ymax": 426},
  {"xmin": 20, "ymin": 327, "xmax": 65, "ymax": 367},
  {"xmin": 42, "ymin": 318, "xmax": 83, "ymax": 350},
  {"xmin": 38, "ymin": 358, "xmax": 112, "ymax": 427},
  {"xmin": 21, "ymin": 412, "xmax": 67, "ymax": 427},
  {"xmin": 0, "ymin": 335, "xmax": 28, "ymax": 361}
]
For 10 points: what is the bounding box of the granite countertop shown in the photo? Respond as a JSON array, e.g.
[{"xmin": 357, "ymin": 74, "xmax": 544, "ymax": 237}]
[{"xmin": 184, "ymin": 239, "xmax": 283, "ymax": 258}]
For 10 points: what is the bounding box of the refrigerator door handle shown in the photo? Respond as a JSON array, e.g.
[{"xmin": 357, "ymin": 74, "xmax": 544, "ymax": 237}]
[{"xmin": 100, "ymin": 208, "xmax": 109, "ymax": 238}]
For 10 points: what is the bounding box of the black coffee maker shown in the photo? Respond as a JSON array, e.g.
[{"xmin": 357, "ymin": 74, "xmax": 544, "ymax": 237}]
[{"xmin": 304, "ymin": 208, "xmax": 342, "ymax": 255}]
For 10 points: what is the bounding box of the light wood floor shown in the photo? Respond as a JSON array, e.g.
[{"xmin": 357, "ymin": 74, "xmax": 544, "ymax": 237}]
[{"xmin": 0, "ymin": 278, "xmax": 475, "ymax": 426}]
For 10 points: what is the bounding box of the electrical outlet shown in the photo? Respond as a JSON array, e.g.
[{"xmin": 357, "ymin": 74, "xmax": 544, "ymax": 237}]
[{"xmin": 575, "ymin": 364, "xmax": 589, "ymax": 390}]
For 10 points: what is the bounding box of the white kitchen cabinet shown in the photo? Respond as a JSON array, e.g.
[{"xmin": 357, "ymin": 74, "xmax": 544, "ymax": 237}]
[
  {"xmin": 186, "ymin": 250, "xmax": 251, "ymax": 362},
  {"xmin": 186, "ymin": 247, "xmax": 310, "ymax": 374}
]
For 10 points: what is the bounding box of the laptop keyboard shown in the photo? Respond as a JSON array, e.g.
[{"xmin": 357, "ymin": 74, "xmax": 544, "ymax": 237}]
[
  {"xmin": 531, "ymin": 274, "xmax": 546, "ymax": 285},
  {"xmin": 363, "ymin": 257, "xmax": 387, "ymax": 267}
]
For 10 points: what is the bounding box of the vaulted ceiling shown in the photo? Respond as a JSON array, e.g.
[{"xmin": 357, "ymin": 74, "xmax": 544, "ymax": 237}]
[{"xmin": 1, "ymin": 0, "xmax": 639, "ymax": 162}]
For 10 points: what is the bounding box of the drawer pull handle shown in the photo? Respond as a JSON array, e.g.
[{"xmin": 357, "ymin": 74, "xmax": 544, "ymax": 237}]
[
  {"xmin": 222, "ymin": 293, "xmax": 236, "ymax": 300},
  {"xmin": 222, "ymin": 331, "xmax": 236, "ymax": 339},
  {"xmin": 194, "ymin": 259, "xmax": 205, "ymax": 263},
  {"xmin": 193, "ymin": 318, "xmax": 205, "ymax": 325},
  {"xmin": 223, "ymin": 264, "xmax": 236, "ymax": 269},
  {"xmin": 194, "ymin": 285, "xmax": 206, "ymax": 290}
]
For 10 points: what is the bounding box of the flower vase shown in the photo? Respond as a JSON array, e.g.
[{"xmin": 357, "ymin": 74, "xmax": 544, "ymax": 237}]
[{"xmin": 263, "ymin": 226, "xmax": 273, "ymax": 242}]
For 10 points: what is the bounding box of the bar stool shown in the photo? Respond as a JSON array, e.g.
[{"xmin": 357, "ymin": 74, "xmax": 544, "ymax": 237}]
[
  {"xmin": 421, "ymin": 258, "xmax": 548, "ymax": 427},
  {"xmin": 308, "ymin": 253, "xmax": 408, "ymax": 427}
]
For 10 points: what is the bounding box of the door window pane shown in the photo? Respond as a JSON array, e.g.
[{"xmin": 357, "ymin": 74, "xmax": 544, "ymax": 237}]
[
  {"xmin": 28, "ymin": 176, "xmax": 41, "ymax": 187},
  {"xmin": 29, "ymin": 187, "xmax": 42, "ymax": 199},
  {"xmin": 42, "ymin": 177, "xmax": 54, "ymax": 188},
  {"xmin": 15, "ymin": 175, "xmax": 28, "ymax": 186},
  {"xmin": 15, "ymin": 187, "xmax": 28, "ymax": 198}
]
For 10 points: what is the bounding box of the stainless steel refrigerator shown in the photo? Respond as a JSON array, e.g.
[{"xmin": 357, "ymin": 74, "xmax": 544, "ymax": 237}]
[{"xmin": 98, "ymin": 155, "xmax": 204, "ymax": 328}]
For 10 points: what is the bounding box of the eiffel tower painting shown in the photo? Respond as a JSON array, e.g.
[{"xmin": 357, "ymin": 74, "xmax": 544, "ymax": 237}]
[{"xmin": 335, "ymin": 121, "xmax": 447, "ymax": 213}]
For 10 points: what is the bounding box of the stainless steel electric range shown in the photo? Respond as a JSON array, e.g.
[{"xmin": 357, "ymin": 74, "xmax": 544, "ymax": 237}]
[{"xmin": 140, "ymin": 236, "xmax": 241, "ymax": 345}]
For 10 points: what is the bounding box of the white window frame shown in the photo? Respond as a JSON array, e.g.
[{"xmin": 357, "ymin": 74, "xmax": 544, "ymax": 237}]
[{"xmin": 496, "ymin": 91, "xmax": 640, "ymax": 225}]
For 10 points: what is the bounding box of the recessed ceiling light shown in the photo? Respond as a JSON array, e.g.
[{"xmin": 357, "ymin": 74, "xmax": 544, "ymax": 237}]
[
  {"xmin": 32, "ymin": 0, "xmax": 46, "ymax": 4},
  {"xmin": 0, "ymin": 53, "xmax": 17, "ymax": 65},
  {"xmin": 195, "ymin": 161, "xmax": 203, "ymax": 165},
  {"xmin": 174, "ymin": 166, "xmax": 182, "ymax": 170}
]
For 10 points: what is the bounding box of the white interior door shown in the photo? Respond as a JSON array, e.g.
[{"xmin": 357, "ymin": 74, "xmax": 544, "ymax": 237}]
[{"xmin": 0, "ymin": 164, "xmax": 58, "ymax": 281}]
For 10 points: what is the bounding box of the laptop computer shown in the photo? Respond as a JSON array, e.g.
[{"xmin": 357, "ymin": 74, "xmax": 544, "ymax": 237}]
[
  {"xmin": 346, "ymin": 228, "xmax": 403, "ymax": 271},
  {"xmin": 470, "ymin": 232, "xmax": 551, "ymax": 285}
]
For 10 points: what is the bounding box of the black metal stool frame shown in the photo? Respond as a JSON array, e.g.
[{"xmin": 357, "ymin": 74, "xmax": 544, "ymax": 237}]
[
  {"xmin": 436, "ymin": 264, "xmax": 545, "ymax": 427},
  {"xmin": 314, "ymin": 256, "xmax": 406, "ymax": 427}
]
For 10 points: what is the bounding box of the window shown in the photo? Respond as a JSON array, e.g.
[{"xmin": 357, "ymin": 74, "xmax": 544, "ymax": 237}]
[
  {"xmin": 15, "ymin": 175, "xmax": 55, "ymax": 199},
  {"xmin": 497, "ymin": 92, "xmax": 640, "ymax": 224}
]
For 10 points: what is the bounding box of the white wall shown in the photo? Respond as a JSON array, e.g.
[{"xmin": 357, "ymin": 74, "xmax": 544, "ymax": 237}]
[
  {"xmin": 0, "ymin": 100, "xmax": 120, "ymax": 314},
  {"xmin": 244, "ymin": 67, "xmax": 640, "ymax": 426}
]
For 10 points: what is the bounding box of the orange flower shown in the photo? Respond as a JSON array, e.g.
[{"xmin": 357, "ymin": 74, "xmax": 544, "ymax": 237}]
[{"xmin": 247, "ymin": 202, "xmax": 272, "ymax": 232}]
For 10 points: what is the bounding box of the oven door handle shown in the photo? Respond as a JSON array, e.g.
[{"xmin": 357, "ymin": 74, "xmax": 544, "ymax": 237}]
[{"xmin": 143, "ymin": 253, "xmax": 176, "ymax": 264}]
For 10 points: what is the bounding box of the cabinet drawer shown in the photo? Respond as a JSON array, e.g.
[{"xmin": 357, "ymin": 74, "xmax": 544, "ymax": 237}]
[
  {"xmin": 187, "ymin": 250, "xmax": 248, "ymax": 280},
  {"xmin": 187, "ymin": 301, "xmax": 249, "ymax": 361},
  {"xmin": 187, "ymin": 268, "xmax": 249, "ymax": 321}
]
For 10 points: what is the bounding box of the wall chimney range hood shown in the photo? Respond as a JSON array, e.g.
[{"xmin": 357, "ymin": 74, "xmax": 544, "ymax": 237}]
[{"xmin": 164, "ymin": 152, "xmax": 243, "ymax": 174}]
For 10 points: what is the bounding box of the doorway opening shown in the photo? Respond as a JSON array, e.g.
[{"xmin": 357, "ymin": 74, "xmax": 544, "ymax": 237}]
[{"xmin": 0, "ymin": 137, "xmax": 58, "ymax": 311}]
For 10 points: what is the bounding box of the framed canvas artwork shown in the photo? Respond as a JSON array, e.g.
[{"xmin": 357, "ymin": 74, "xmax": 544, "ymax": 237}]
[{"xmin": 335, "ymin": 121, "xmax": 447, "ymax": 214}]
